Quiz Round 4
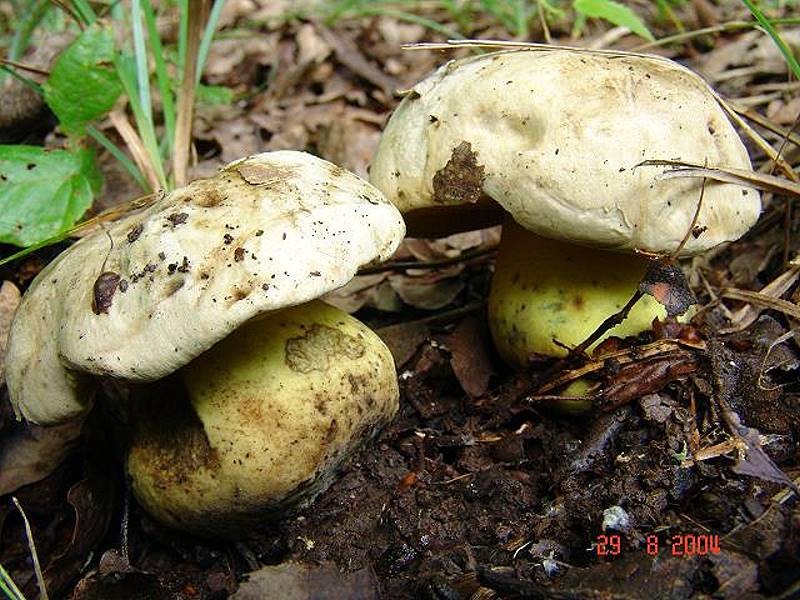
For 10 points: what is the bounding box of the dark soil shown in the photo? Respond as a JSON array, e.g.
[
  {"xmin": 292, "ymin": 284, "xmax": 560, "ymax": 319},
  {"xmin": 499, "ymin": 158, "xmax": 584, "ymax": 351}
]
[{"xmin": 1, "ymin": 3, "xmax": 799, "ymax": 599}]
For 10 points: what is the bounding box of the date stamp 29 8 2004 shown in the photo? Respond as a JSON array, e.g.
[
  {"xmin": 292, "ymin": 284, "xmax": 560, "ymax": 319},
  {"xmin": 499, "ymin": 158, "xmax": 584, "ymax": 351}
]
[{"xmin": 595, "ymin": 534, "xmax": 721, "ymax": 557}]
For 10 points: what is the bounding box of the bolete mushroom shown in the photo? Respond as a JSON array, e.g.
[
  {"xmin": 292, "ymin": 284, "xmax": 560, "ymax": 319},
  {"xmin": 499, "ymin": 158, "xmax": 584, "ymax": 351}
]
[
  {"xmin": 370, "ymin": 49, "xmax": 760, "ymax": 368},
  {"xmin": 6, "ymin": 151, "xmax": 405, "ymax": 535}
]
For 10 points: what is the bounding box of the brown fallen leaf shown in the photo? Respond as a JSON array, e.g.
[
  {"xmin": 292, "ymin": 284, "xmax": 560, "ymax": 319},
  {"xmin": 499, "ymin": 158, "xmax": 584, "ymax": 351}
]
[
  {"xmin": 43, "ymin": 470, "xmax": 115, "ymax": 599},
  {"xmin": 389, "ymin": 271, "xmax": 464, "ymax": 310},
  {"xmin": 315, "ymin": 23, "xmax": 400, "ymax": 99},
  {"xmin": 232, "ymin": 561, "xmax": 377, "ymax": 600},
  {"xmin": 441, "ymin": 317, "xmax": 494, "ymax": 397},
  {"xmin": 0, "ymin": 417, "xmax": 84, "ymax": 496},
  {"xmin": 71, "ymin": 548, "xmax": 170, "ymax": 600},
  {"xmin": 707, "ymin": 338, "xmax": 799, "ymax": 491},
  {"xmin": 377, "ymin": 320, "xmax": 430, "ymax": 369},
  {"xmin": 598, "ymin": 352, "xmax": 699, "ymax": 411},
  {"xmin": 317, "ymin": 114, "xmax": 380, "ymax": 179}
]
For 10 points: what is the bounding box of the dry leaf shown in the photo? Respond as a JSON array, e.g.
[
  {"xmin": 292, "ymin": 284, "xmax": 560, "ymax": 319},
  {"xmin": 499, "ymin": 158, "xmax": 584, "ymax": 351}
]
[
  {"xmin": 317, "ymin": 114, "xmax": 380, "ymax": 179},
  {"xmin": 0, "ymin": 417, "xmax": 84, "ymax": 495},
  {"xmin": 323, "ymin": 273, "xmax": 389, "ymax": 313},
  {"xmin": 441, "ymin": 317, "xmax": 495, "ymax": 397},
  {"xmin": 389, "ymin": 272, "xmax": 464, "ymax": 310},
  {"xmin": 377, "ymin": 320, "xmax": 430, "ymax": 368}
]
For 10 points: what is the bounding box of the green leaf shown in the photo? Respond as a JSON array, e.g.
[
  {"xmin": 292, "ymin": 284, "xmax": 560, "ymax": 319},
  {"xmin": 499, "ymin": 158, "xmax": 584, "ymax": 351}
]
[
  {"xmin": 0, "ymin": 146, "xmax": 101, "ymax": 247},
  {"xmin": 195, "ymin": 83, "xmax": 235, "ymax": 106},
  {"xmin": 573, "ymin": 0, "xmax": 655, "ymax": 41},
  {"xmin": 43, "ymin": 23, "xmax": 123, "ymax": 136}
]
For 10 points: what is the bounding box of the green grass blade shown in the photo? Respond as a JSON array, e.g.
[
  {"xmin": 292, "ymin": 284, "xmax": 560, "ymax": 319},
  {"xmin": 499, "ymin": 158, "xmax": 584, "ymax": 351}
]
[
  {"xmin": 0, "ymin": 564, "xmax": 25, "ymax": 600},
  {"xmin": 115, "ymin": 53, "xmax": 167, "ymax": 188},
  {"xmin": 124, "ymin": 2, "xmax": 167, "ymax": 186},
  {"xmin": 141, "ymin": 1, "xmax": 176, "ymax": 157},
  {"xmin": 323, "ymin": 0, "xmax": 363, "ymax": 24},
  {"xmin": 177, "ymin": 0, "xmax": 189, "ymax": 77},
  {"xmin": 70, "ymin": 0, "xmax": 97, "ymax": 24},
  {"xmin": 513, "ymin": 0, "xmax": 530, "ymax": 38},
  {"xmin": 196, "ymin": 0, "xmax": 225, "ymax": 84},
  {"xmin": 741, "ymin": 0, "xmax": 800, "ymax": 80},
  {"xmin": 357, "ymin": 6, "xmax": 463, "ymax": 39},
  {"xmin": 0, "ymin": 64, "xmax": 43, "ymax": 93},
  {"xmin": 86, "ymin": 125, "xmax": 149, "ymax": 191},
  {"xmin": 130, "ymin": 0, "xmax": 154, "ymax": 127},
  {"xmin": 7, "ymin": 0, "xmax": 50, "ymax": 62}
]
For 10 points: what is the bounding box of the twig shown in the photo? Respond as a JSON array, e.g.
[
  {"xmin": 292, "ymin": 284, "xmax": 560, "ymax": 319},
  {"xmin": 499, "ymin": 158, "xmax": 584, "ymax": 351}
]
[
  {"xmin": 671, "ymin": 172, "xmax": 707, "ymax": 259},
  {"xmin": 109, "ymin": 110, "xmax": 161, "ymax": 191},
  {"xmin": 641, "ymin": 159, "xmax": 800, "ymax": 196},
  {"xmin": 720, "ymin": 265, "xmax": 800, "ymax": 333},
  {"xmin": 631, "ymin": 18, "xmax": 800, "ymax": 51},
  {"xmin": 728, "ymin": 101, "xmax": 800, "ymax": 150},
  {"xmin": 719, "ymin": 287, "xmax": 800, "ymax": 321},
  {"xmin": 535, "ymin": 0, "xmax": 551, "ymax": 44},
  {"xmin": 315, "ymin": 23, "xmax": 401, "ymax": 99},
  {"xmin": 561, "ymin": 289, "xmax": 644, "ymax": 363},
  {"xmin": 358, "ymin": 245, "xmax": 497, "ymax": 275},
  {"xmin": 535, "ymin": 339, "xmax": 703, "ymax": 395},
  {"xmin": 714, "ymin": 94, "xmax": 800, "ymax": 183},
  {"xmin": 173, "ymin": 0, "xmax": 208, "ymax": 187},
  {"xmin": 12, "ymin": 497, "xmax": 49, "ymax": 600},
  {"xmin": 0, "ymin": 58, "xmax": 49, "ymax": 76}
]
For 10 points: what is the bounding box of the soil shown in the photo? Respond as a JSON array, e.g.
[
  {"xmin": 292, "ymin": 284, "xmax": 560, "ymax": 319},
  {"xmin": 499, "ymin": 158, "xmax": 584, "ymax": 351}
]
[{"xmin": 1, "ymin": 2, "xmax": 799, "ymax": 599}]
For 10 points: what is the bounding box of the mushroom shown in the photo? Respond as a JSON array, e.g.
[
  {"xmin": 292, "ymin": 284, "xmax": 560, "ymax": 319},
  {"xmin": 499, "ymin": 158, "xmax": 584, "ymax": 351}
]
[
  {"xmin": 6, "ymin": 151, "xmax": 405, "ymax": 535},
  {"xmin": 370, "ymin": 49, "xmax": 760, "ymax": 368}
]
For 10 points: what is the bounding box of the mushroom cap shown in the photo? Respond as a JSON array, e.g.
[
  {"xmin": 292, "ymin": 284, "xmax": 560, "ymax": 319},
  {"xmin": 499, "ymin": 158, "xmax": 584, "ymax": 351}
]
[
  {"xmin": 370, "ymin": 49, "xmax": 760, "ymax": 250},
  {"xmin": 7, "ymin": 151, "xmax": 406, "ymax": 424}
]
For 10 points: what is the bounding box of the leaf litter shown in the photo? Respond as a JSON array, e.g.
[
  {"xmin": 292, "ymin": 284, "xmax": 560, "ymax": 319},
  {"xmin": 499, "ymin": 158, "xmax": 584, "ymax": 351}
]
[{"xmin": 1, "ymin": 3, "xmax": 799, "ymax": 599}]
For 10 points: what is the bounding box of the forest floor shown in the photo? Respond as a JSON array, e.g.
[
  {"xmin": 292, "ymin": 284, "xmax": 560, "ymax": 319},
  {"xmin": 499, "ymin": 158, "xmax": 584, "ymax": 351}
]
[{"xmin": 0, "ymin": 1, "xmax": 799, "ymax": 599}]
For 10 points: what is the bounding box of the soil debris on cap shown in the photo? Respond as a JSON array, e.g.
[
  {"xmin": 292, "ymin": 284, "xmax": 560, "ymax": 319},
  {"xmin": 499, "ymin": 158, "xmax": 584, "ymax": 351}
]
[
  {"xmin": 92, "ymin": 272, "xmax": 121, "ymax": 315},
  {"xmin": 166, "ymin": 212, "xmax": 189, "ymax": 227},
  {"xmin": 432, "ymin": 141, "xmax": 486, "ymax": 205},
  {"xmin": 236, "ymin": 163, "xmax": 295, "ymax": 185},
  {"xmin": 127, "ymin": 224, "xmax": 144, "ymax": 243}
]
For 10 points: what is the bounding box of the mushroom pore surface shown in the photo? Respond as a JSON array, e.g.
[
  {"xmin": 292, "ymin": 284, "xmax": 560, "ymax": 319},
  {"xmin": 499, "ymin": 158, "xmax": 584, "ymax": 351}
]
[{"xmin": 127, "ymin": 299, "xmax": 398, "ymax": 537}]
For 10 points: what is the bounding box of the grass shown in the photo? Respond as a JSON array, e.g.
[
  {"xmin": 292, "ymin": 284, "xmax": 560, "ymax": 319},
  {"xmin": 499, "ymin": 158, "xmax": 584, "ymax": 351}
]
[
  {"xmin": 742, "ymin": 0, "xmax": 800, "ymax": 79},
  {"xmin": 0, "ymin": 565, "xmax": 26, "ymax": 600},
  {"xmin": 0, "ymin": 498, "xmax": 50, "ymax": 600}
]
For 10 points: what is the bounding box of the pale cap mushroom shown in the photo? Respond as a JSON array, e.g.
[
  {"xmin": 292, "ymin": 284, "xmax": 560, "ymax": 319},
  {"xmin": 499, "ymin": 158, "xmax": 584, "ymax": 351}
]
[
  {"xmin": 370, "ymin": 49, "xmax": 760, "ymax": 367},
  {"xmin": 5, "ymin": 151, "xmax": 406, "ymax": 535},
  {"xmin": 370, "ymin": 48, "xmax": 760, "ymax": 251},
  {"xmin": 7, "ymin": 150, "xmax": 404, "ymax": 423}
]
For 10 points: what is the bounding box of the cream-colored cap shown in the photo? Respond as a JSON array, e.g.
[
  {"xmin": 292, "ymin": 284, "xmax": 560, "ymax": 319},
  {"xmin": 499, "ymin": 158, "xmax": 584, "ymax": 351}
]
[
  {"xmin": 371, "ymin": 48, "xmax": 760, "ymax": 248},
  {"xmin": 7, "ymin": 151, "xmax": 405, "ymax": 424}
]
